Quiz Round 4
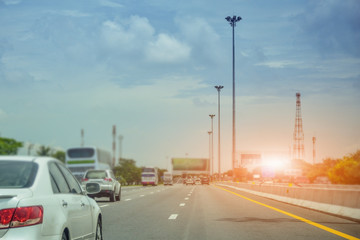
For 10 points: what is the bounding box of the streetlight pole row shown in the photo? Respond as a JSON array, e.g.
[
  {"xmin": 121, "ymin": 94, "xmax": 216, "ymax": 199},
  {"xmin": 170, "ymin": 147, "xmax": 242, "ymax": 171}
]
[
  {"xmin": 207, "ymin": 130, "xmax": 212, "ymax": 175},
  {"xmin": 214, "ymin": 85, "xmax": 224, "ymax": 179},
  {"xmin": 209, "ymin": 114, "xmax": 215, "ymax": 176},
  {"xmin": 225, "ymin": 15, "xmax": 242, "ymax": 173}
]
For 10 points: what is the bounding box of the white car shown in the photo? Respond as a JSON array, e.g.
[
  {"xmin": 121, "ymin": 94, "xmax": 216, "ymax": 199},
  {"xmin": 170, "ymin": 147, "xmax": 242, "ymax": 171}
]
[
  {"xmin": 0, "ymin": 156, "xmax": 103, "ymax": 240},
  {"xmin": 81, "ymin": 169, "xmax": 121, "ymax": 202}
]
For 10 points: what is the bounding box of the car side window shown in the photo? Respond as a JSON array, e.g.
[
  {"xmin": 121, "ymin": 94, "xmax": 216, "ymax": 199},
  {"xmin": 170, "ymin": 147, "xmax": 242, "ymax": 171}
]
[
  {"xmin": 57, "ymin": 164, "xmax": 82, "ymax": 194},
  {"xmin": 49, "ymin": 162, "xmax": 70, "ymax": 193}
]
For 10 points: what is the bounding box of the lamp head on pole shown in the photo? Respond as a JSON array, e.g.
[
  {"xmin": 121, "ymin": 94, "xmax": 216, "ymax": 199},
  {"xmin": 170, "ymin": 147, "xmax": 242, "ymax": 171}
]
[
  {"xmin": 214, "ymin": 85, "xmax": 224, "ymax": 92},
  {"xmin": 225, "ymin": 15, "xmax": 242, "ymax": 27}
]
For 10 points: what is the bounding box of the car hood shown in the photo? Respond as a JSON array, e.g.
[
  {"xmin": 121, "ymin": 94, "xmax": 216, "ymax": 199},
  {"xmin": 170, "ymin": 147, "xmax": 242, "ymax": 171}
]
[{"xmin": 0, "ymin": 189, "xmax": 33, "ymax": 209}]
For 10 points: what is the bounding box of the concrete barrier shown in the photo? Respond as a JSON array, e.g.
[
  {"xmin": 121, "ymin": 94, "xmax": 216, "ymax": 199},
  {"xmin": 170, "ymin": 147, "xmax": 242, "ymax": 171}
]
[{"xmin": 218, "ymin": 182, "xmax": 360, "ymax": 220}]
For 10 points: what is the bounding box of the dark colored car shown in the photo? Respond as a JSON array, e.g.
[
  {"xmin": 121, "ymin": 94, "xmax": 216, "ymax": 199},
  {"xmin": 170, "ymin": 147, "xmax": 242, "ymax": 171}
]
[{"xmin": 201, "ymin": 177, "xmax": 210, "ymax": 185}]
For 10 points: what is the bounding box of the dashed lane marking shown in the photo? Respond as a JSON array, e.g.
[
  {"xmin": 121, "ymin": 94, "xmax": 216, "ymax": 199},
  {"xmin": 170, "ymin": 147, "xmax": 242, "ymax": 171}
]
[{"xmin": 168, "ymin": 214, "xmax": 178, "ymax": 220}]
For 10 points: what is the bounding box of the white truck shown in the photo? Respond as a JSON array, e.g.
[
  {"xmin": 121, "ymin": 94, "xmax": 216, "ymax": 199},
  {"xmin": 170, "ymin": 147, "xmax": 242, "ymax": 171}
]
[{"xmin": 163, "ymin": 172, "xmax": 173, "ymax": 186}]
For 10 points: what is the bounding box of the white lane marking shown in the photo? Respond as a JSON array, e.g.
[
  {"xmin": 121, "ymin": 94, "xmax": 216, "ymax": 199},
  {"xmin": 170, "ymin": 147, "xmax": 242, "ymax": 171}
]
[
  {"xmin": 100, "ymin": 204, "xmax": 109, "ymax": 208},
  {"xmin": 179, "ymin": 203, "xmax": 186, "ymax": 207},
  {"xmin": 187, "ymin": 194, "xmax": 191, "ymax": 196},
  {"xmin": 168, "ymin": 214, "xmax": 178, "ymax": 220},
  {"xmin": 185, "ymin": 197, "xmax": 189, "ymax": 200},
  {"xmin": 150, "ymin": 192, "xmax": 154, "ymax": 194},
  {"xmin": 140, "ymin": 195, "xmax": 145, "ymax": 197},
  {"xmin": 125, "ymin": 199, "xmax": 131, "ymax": 201}
]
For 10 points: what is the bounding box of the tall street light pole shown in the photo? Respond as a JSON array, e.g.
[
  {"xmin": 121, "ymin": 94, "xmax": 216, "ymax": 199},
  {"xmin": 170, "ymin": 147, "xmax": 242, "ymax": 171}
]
[
  {"xmin": 209, "ymin": 114, "xmax": 215, "ymax": 177},
  {"xmin": 214, "ymin": 85, "xmax": 224, "ymax": 180},
  {"xmin": 225, "ymin": 15, "xmax": 242, "ymax": 174},
  {"xmin": 208, "ymin": 131, "xmax": 212, "ymax": 175}
]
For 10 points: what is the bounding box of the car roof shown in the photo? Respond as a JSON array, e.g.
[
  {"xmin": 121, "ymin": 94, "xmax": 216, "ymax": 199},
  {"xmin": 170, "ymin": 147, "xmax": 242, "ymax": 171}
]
[
  {"xmin": 0, "ymin": 155, "xmax": 58, "ymax": 163},
  {"xmin": 86, "ymin": 169, "xmax": 111, "ymax": 172}
]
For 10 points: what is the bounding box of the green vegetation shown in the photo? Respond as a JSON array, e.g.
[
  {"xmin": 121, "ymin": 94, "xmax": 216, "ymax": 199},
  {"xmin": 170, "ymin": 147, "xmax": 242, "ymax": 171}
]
[
  {"xmin": 51, "ymin": 150, "xmax": 66, "ymax": 163},
  {"xmin": 114, "ymin": 158, "xmax": 142, "ymax": 185},
  {"xmin": 305, "ymin": 150, "xmax": 360, "ymax": 184},
  {"xmin": 0, "ymin": 137, "xmax": 65, "ymax": 163},
  {"xmin": 0, "ymin": 137, "xmax": 23, "ymax": 155},
  {"xmin": 36, "ymin": 145, "xmax": 66, "ymax": 163},
  {"xmin": 113, "ymin": 158, "xmax": 168, "ymax": 185},
  {"xmin": 327, "ymin": 150, "xmax": 360, "ymax": 184}
]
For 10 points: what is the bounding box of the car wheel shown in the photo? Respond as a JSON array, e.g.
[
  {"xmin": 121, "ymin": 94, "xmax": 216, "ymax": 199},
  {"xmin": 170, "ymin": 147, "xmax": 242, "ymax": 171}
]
[
  {"xmin": 109, "ymin": 191, "xmax": 115, "ymax": 202},
  {"xmin": 95, "ymin": 217, "xmax": 103, "ymax": 240},
  {"xmin": 116, "ymin": 188, "xmax": 121, "ymax": 201},
  {"xmin": 61, "ymin": 231, "xmax": 68, "ymax": 240}
]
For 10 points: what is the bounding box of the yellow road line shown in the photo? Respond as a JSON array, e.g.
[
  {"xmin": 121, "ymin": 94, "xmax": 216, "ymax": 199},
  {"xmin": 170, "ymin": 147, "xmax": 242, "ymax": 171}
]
[{"xmin": 215, "ymin": 185, "xmax": 360, "ymax": 240}]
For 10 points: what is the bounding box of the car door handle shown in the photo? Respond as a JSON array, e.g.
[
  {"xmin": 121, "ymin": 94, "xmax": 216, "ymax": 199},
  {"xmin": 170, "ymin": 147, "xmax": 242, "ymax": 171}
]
[{"xmin": 62, "ymin": 200, "xmax": 68, "ymax": 208}]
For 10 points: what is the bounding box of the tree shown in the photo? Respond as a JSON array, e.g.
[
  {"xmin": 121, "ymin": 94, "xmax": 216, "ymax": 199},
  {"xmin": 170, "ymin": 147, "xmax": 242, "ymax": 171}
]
[
  {"xmin": 306, "ymin": 158, "xmax": 339, "ymax": 183},
  {"xmin": 328, "ymin": 150, "xmax": 360, "ymax": 184},
  {"xmin": 0, "ymin": 137, "xmax": 23, "ymax": 155},
  {"xmin": 113, "ymin": 158, "xmax": 142, "ymax": 185},
  {"xmin": 36, "ymin": 145, "xmax": 53, "ymax": 156},
  {"xmin": 52, "ymin": 150, "xmax": 66, "ymax": 163}
]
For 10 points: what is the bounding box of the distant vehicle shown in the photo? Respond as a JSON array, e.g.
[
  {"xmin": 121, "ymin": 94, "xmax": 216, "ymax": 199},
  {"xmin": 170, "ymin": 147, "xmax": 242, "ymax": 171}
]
[
  {"xmin": 163, "ymin": 172, "xmax": 173, "ymax": 185},
  {"xmin": 314, "ymin": 176, "xmax": 331, "ymax": 184},
  {"xmin": 82, "ymin": 169, "xmax": 121, "ymax": 202},
  {"xmin": 185, "ymin": 178, "xmax": 195, "ymax": 185},
  {"xmin": 141, "ymin": 167, "xmax": 158, "ymax": 186},
  {"xmin": 194, "ymin": 178, "xmax": 201, "ymax": 185},
  {"xmin": 295, "ymin": 176, "xmax": 310, "ymax": 184},
  {"xmin": 66, "ymin": 146, "xmax": 112, "ymax": 181},
  {"xmin": 0, "ymin": 156, "xmax": 102, "ymax": 240},
  {"xmin": 201, "ymin": 176, "xmax": 210, "ymax": 185}
]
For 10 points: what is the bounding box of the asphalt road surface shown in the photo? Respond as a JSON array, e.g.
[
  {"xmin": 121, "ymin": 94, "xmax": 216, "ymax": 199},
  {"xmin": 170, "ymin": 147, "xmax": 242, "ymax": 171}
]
[{"xmin": 96, "ymin": 184, "xmax": 360, "ymax": 240}]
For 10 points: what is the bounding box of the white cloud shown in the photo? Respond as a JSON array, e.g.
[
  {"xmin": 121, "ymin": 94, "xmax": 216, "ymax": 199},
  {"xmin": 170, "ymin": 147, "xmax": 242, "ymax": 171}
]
[
  {"xmin": 62, "ymin": 10, "xmax": 91, "ymax": 18},
  {"xmin": 256, "ymin": 60, "xmax": 301, "ymax": 68},
  {"xmin": 101, "ymin": 16, "xmax": 155, "ymax": 53},
  {"xmin": 145, "ymin": 34, "xmax": 191, "ymax": 63},
  {"xmin": 175, "ymin": 17, "xmax": 222, "ymax": 62},
  {"xmin": 99, "ymin": 0, "xmax": 123, "ymax": 8},
  {"xmin": 2, "ymin": 0, "xmax": 21, "ymax": 5},
  {"xmin": 101, "ymin": 16, "xmax": 190, "ymax": 63},
  {"xmin": 45, "ymin": 9, "xmax": 91, "ymax": 18}
]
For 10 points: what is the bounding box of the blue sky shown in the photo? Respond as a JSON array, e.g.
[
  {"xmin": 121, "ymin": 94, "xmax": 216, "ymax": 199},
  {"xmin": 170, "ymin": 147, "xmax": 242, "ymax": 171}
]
[{"xmin": 0, "ymin": 0, "xmax": 359, "ymax": 171}]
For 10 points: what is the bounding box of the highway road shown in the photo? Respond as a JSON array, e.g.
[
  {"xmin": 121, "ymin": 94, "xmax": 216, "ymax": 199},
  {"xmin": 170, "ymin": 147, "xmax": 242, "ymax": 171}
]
[{"xmin": 97, "ymin": 184, "xmax": 360, "ymax": 240}]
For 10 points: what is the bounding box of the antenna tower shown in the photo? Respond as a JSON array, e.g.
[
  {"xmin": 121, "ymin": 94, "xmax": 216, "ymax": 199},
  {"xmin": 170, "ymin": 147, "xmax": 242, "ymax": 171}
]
[
  {"xmin": 293, "ymin": 93, "xmax": 305, "ymax": 164},
  {"xmin": 312, "ymin": 136, "xmax": 316, "ymax": 165}
]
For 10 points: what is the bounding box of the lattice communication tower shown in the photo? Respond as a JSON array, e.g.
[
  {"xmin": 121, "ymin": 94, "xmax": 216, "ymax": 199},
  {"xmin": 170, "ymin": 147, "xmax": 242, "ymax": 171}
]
[{"xmin": 293, "ymin": 93, "xmax": 305, "ymax": 163}]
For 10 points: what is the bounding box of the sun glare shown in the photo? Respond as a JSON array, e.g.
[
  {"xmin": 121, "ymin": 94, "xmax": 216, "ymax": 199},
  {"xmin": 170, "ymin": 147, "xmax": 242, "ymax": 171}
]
[{"xmin": 261, "ymin": 157, "xmax": 287, "ymax": 171}]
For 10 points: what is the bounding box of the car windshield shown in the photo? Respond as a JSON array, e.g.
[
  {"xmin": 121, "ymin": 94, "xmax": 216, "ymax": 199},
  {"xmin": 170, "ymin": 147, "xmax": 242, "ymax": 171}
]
[
  {"xmin": 0, "ymin": 161, "xmax": 38, "ymax": 188},
  {"xmin": 85, "ymin": 171, "xmax": 107, "ymax": 179}
]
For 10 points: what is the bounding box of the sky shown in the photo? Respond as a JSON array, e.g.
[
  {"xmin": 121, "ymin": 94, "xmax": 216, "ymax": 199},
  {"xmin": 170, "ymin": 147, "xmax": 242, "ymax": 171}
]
[{"xmin": 0, "ymin": 0, "xmax": 359, "ymax": 171}]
